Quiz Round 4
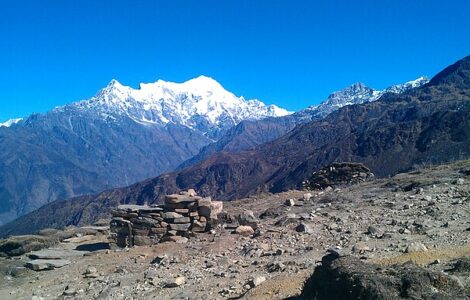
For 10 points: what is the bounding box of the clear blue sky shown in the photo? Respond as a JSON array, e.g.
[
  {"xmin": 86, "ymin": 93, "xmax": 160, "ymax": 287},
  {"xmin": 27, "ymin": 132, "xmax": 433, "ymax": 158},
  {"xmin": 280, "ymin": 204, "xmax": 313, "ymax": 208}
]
[{"xmin": 1, "ymin": 0, "xmax": 470, "ymax": 122}]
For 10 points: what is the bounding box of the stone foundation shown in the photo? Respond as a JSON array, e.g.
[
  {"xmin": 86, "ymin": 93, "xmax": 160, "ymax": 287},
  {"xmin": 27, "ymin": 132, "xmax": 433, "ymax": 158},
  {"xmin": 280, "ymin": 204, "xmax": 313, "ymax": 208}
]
[{"xmin": 110, "ymin": 190, "xmax": 223, "ymax": 247}]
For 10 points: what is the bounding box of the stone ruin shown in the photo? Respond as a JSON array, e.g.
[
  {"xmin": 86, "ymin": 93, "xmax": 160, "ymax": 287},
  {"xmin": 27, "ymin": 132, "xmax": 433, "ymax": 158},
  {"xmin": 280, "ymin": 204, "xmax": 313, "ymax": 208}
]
[
  {"xmin": 304, "ymin": 162, "xmax": 374, "ymax": 190},
  {"xmin": 109, "ymin": 189, "xmax": 223, "ymax": 247}
]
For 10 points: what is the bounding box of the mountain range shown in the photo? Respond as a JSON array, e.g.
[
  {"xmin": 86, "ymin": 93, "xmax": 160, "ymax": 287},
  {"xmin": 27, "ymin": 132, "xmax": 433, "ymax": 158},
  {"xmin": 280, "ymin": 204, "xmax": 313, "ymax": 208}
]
[
  {"xmin": 0, "ymin": 76, "xmax": 288, "ymax": 226},
  {"xmin": 0, "ymin": 74, "xmax": 428, "ymax": 226},
  {"xmin": 5, "ymin": 52, "xmax": 468, "ymax": 237}
]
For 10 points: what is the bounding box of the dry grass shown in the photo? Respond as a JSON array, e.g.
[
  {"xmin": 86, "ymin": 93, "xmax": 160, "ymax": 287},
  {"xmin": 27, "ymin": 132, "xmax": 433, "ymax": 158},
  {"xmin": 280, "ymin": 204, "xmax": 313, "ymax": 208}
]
[
  {"xmin": 371, "ymin": 245, "xmax": 470, "ymax": 266},
  {"xmin": 241, "ymin": 271, "xmax": 310, "ymax": 300}
]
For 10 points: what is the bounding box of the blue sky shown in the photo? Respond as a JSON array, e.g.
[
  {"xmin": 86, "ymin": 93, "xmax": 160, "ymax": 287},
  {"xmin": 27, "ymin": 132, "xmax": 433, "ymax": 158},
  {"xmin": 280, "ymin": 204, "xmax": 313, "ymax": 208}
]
[{"xmin": 0, "ymin": 0, "xmax": 469, "ymax": 122}]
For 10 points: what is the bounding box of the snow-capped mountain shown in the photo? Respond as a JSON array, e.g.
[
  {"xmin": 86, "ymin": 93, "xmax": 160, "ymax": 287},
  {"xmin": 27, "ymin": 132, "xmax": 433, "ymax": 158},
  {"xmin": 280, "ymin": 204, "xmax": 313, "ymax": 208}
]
[
  {"xmin": 0, "ymin": 118, "xmax": 23, "ymax": 127},
  {"xmin": 298, "ymin": 76, "xmax": 429, "ymax": 119},
  {"xmin": 60, "ymin": 76, "xmax": 290, "ymax": 139},
  {"xmin": 179, "ymin": 77, "xmax": 430, "ymax": 168},
  {"xmin": 0, "ymin": 76, "xmax": 289, "ymax": 226}
]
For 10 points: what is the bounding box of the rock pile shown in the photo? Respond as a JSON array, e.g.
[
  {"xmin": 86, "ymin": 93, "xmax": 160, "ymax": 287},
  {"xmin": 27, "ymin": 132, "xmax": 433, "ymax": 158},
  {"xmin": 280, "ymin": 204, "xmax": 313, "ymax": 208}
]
[
  {"xmin": 304, "ymin": 162, "xmax": 374, "ymax": 190},
  {"xmin": 110, "ymin": 190, "xmax": 223, "ymax": 247}
]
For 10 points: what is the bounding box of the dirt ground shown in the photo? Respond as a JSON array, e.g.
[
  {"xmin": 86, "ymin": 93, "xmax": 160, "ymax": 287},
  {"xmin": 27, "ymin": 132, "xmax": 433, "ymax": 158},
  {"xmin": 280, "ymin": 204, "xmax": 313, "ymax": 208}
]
[{"xmin": 1, "ymin": 160, "xmax": 469, "ymax": 299}]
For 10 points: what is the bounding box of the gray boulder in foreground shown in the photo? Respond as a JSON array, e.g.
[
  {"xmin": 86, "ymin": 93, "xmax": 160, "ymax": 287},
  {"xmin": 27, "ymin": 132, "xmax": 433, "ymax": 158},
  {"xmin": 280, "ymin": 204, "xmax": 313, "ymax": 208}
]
[{"xmin": 298, "ymin": 254, "xmax": 467, "ymax": 300}]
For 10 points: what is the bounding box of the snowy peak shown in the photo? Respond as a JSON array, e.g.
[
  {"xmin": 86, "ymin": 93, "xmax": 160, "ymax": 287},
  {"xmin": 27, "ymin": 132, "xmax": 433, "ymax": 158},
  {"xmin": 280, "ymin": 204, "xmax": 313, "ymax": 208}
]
[
  {"xmin": 384, "ymin": 76, "xmax": 429, "ymax": 94},
  {"xmin": 66, "ymin": 76, "xmax": 290, "ymax": 139},
  {"xmin": 0, "ymin": 118, "xmax": 23, "ymax": 128},
  {"xmin": 299, "ymin": 76, "xmax": 429, "ymax": 119}
]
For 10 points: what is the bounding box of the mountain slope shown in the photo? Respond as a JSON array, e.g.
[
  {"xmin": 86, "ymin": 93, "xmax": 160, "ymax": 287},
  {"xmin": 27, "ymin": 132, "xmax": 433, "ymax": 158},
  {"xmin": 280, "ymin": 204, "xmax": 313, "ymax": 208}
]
[
  {"xmin": 0, "ymin": 76, "xmax": 288, "ymax": 225},
  {"xmin": 179, "ymin": 77, "xmax": 429, "ymax": 169},
  {"xmin": 2, "ymin": 56, "xmax": 468, "ymax": 237}
]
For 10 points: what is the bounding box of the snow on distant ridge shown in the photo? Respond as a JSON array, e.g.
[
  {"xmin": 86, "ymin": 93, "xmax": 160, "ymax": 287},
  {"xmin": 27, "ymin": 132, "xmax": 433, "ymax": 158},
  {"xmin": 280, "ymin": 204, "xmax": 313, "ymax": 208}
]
[
  {"xmin": 0, "ymin": 118, "xmax": 23, "ymax": 127},
  {"xmin": 298, "ymin": 76, "xmax": 429, "ymax": 119},
  {"xmin": 59, "ymin": 75, "xmax": 290, "ymax": 138}
]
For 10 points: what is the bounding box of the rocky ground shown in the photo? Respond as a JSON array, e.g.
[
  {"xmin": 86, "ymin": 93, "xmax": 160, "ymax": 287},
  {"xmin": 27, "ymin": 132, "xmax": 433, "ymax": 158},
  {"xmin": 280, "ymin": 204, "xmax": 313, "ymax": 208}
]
[{"xmin": 0, "ymin": 160, "xmax": 469, "ymax": 299}]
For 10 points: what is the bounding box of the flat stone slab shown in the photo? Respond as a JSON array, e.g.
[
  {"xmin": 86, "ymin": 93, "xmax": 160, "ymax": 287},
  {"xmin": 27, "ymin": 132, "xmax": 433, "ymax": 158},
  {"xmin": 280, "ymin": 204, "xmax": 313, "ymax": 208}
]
[
  {"xmin": 80, "ymin": 226, "xmax": 109, "ymax": 232},
  {"xmin": 117, "ymin": 205, "xmax": 163, "ymax": 212},
  {"xmin": 63, "ymin": 235, "xmax": 96, "ymax": 243},
  {"xmin": 165, "ymin": 194, "xmax": 200, "ymax": 204},
  {"xmin": 25, "ymin": 259, "xmax": 71, "ymax": 271},
  {"xmin": 28, "ymin": 249, "xmax": 85, "ymax": 260}
]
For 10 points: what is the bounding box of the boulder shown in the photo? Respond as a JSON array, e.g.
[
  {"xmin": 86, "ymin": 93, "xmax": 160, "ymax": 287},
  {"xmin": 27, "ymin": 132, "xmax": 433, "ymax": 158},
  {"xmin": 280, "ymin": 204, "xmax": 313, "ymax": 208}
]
[
  {"xmin": 166, "ymin": 276, "xmax": 186, "ymax": 288},
  {"xmin": 300, "ymin": 254, "xmax": 466, "ymax": 299},
  {"xmin": 295, "ymin": 223, "xmax": 312, "ymax": 233},
  {"xmin": 248, "ymin": 276, "xmax": 266, "ymax": 288},
  {"xmin": 303, "ymin": 193, "xmax": 313, "ymax": 201},
  {"xmin": 285, "ymin": 199, "xmax": 295, "ymax": 206},
  {"xmin": 405, "ymin": 242, "xmax": 428, "ymax": 253},
  {"xmin": 236, "ymin": 210, "xmax": 259, "ymax": 229},
  {"xmin": 235, "ymin": 226, "xmax": 254, "ymax": 237},
  {"xmin": 84, "ymin": 266, "xmax": 99, "ymax": 278}
]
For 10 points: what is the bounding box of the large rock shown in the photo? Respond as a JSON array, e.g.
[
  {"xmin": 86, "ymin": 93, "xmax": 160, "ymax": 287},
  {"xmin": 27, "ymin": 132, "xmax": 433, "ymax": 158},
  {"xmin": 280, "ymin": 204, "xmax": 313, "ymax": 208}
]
[
  {"xmin": 300, "ymin": 254, "xmax": 466, "ymax": 299},
  {"xmin": 235, "ymin": 226, "xmax": 254, "ymax": 237},
  {"xmin": 165, "ymin": 276, "xmax": 186, "ymax": 288},
  {"xmin": 25, "ymin": 259, "xmax": 71, "ymax": 271},
  {"xmin": 236, "ymin": 210, "xmax": 259, "ymax": 229},
  {"xmin": 295, "ymin": 223, "xmax": 312, "ymax": 233},
  {"xmin": 405, "ymin": 242, "xmax": 428, "ymax": 253}
]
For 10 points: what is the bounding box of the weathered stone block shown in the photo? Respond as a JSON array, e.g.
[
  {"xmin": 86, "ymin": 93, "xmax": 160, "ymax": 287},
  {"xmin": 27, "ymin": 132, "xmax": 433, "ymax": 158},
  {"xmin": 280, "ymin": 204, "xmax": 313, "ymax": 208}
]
[
  {"xmin": 210, "ymin": 201, "xmax": 224, "ymax": 218},
  {"xmin": 162, "ymin": 212, "xmax": 184, "ymax": 219},
  {"xmin": 169, "ymin": 223, "xmax": 191, "ymax": 231},
  {"xmin": 173, "ymin": 217, "xmax": 191, "ymax": 224},
  {"xmin": 191, "ymin": 220, "xmax": 207, "ymax": 232}
]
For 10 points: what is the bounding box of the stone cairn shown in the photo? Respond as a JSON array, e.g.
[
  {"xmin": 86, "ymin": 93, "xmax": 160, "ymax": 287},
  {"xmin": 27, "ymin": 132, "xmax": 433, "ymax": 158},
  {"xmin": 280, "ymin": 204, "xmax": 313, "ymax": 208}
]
[{"xmin": 110, "ymin": 189, "xmax": 223, "ymax": 247}]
